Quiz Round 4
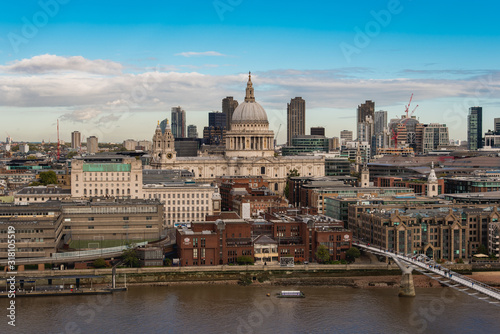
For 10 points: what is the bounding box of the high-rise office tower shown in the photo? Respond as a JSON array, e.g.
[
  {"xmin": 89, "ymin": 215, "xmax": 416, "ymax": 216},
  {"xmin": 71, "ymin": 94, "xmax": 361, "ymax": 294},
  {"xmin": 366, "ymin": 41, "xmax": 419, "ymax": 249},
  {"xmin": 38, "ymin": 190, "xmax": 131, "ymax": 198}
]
[
  {"xmin": 374, "ymin": 110, "xmax": 387, "ymax": 149},
  {"xmin": 71, "ymin": 131, "xmax": 81, "ymax": 150},
  {"xmin": 494, "ymin": 118, "xmax": 500, "ymax": 134},
  {"xmin": 209, "ymin": 111, "xmax": 226, "ymax": 128},
  {"xmin": 468, "ymin": 107, "xmax": 483, "ymax": 150},
  {"xmin": 222, "ymin": 96, "xmax": 239, "ymax": 131},
  {"xmin": 159, "ymin": 117, "xmax": 169, "ymax": 134},
  {"xmin": 287, "ymin": 97, "xmax": 306, "ymax": 146},
  {"xmin": 171, "ymin": 106, "xmax": 186, "ymax": 138},
  {"xmin": 357, "ymin": 100, "xmax": 375, "ymax": 142},
  {"xmin": 310, "ymin": 127, "xmax": 325, "ymax": 136},
  {"xmin": 340, "ymin": 130, "xmax": 353, "ymax": 144},
  {"xmin": 187, "ymin": 125, "xmax": 198, "ymax": 139},
  {"xmin": 87, "ymin": 136, "xmax": 98, "ymax": 154},
  {"xmin": 204, "ymin": 111, "xmax": 227, "ymax": 145}
]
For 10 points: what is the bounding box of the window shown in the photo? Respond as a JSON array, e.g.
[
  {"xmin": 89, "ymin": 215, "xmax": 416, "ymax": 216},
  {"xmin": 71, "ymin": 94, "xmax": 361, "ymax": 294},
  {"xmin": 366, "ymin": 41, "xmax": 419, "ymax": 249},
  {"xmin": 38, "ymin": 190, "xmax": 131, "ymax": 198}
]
[
  {"xmin": 88, "ymin": 226, "xmax": 94, "ymax": 229},
  {"xmin": 123, "ymin": 217, "xmax": 129, "ymax": 221},
  {"xmin": 193, "ymin": 248, "xmax": 198, "ymax": 258},
  {"xmin": 88, "ymin": 217, "xmax": 94, "ymax": 221}
]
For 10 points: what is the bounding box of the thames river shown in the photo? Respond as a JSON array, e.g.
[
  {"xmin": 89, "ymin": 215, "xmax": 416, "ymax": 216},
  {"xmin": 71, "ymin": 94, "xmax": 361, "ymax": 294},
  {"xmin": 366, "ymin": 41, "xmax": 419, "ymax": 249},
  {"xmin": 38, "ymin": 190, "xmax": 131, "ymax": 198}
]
[{"xmin": 5, "ymin": 285, "xmax": 500, "ymax": 333}]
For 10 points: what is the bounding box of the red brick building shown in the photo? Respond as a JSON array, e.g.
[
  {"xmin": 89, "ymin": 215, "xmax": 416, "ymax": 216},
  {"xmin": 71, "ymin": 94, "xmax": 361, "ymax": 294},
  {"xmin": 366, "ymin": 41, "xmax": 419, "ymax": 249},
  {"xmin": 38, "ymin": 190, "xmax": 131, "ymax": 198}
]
[
  {"xmin": 218, "ymin": 176, "xmax": 268, "ymax": 211},
  {"xmin": 176, "ymin": 211, "xmax": 352, "ymax": 266},
  {"xmin": 176, "ymin": 217, "xmax": 253, "ymax": 266},
  {"xmin": 373, "ymin": 176, "xmax": 445, "ymax": 196},
  {"xmin": 232, "ymin": 195, "xmax": 288, "ymax": 218}
]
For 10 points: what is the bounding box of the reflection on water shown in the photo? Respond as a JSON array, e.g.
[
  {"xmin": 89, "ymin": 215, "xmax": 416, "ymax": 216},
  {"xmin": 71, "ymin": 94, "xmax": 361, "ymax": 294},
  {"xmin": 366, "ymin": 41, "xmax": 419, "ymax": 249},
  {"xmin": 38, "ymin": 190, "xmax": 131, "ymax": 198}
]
[{"xmin": 9, "ymin": 285, "xmax": 500, "ymax": 334}]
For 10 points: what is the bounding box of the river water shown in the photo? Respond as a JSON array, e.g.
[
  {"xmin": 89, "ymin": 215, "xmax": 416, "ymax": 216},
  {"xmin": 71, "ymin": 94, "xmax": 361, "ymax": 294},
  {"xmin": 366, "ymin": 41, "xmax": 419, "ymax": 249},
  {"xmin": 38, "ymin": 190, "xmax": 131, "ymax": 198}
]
[{"xmin": 5, "ymin": 285, "xmax": 500, "ymax": 334}]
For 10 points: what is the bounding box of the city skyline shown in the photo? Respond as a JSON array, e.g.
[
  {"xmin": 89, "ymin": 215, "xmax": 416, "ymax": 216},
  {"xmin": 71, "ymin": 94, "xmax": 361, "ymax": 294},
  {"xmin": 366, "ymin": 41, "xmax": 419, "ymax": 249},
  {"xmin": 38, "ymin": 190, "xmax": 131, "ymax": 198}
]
[{"xmin": 0, "ymin": 1, "xmax": 500, "ymax": 143}]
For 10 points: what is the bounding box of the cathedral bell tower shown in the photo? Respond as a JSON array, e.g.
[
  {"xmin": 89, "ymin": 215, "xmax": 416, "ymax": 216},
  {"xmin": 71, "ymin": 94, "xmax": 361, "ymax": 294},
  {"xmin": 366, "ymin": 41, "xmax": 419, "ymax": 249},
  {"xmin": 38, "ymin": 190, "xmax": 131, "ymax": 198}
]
[
  {"xmin": 426, "ymin": 162, "xmax": 439, "ymax": 197},
  {"xmin": 151, "ymin": 119, "xmax": 176, "ymax": 169}
]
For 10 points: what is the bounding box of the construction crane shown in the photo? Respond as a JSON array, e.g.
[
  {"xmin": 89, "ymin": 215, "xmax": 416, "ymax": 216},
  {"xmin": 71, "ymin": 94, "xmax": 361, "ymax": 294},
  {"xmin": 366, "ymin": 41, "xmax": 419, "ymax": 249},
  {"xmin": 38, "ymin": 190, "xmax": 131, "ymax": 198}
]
[
  {"xmin": 393, "ymin": 94, "xmax": 418, "ymax": 148},
  {"xmin": 275, "ymin": 124, "xmax": 282, "ymax": 144},
  {"xmin": 57, "ymin": 119, "xmax": 60, "ymax": 161}
]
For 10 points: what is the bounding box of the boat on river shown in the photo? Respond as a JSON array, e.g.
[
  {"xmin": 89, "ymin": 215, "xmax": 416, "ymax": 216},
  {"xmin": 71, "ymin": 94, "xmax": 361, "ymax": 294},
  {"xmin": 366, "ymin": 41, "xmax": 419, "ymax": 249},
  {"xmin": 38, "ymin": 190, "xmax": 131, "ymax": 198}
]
[{"xmin": 277, "ymin": 290, "xmax": 305, "ymax": 298}]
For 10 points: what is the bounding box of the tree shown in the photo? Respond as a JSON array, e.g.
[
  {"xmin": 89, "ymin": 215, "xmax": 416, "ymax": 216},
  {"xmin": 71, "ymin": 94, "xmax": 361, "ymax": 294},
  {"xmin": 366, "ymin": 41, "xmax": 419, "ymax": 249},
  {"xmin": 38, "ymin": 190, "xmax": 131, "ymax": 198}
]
[
  {"xmin": 237, "ymin": 255, "xmax": 254, "ymax": 265},
  {"xmin": 93, "ymin": 258, "xmax": 107, "ymax": 268},
  {"xmin": 315, "ymin": 245, "xmax": 330, "ymax": 263},
  {"xmin": 477, "ymin": 244, "xmax": 488, "ymax": 255},
  {"xmin": 39, "ymin": 171, "xmax": 58, "ymax": 186},
  {"xmin": 122, "ymin": 243, "xmax": 140, "ymax": 268},
  {"xmin": 284, "ymin": 168, "xmax": 300, "ymax": 198},
  {"xmin": 346, "ymin": 247, "xmax": 361, "ymax": 263},
  {"xmin": 66, "ymin": 151, "xmax": 78, "ymax": 159}
]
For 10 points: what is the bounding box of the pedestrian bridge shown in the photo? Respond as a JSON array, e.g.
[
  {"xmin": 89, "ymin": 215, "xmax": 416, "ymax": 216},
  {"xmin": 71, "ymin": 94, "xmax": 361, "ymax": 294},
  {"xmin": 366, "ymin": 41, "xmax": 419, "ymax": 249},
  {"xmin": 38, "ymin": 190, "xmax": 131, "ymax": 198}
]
[{"xmin": 356, "ymin": 242, "xmax": 500, "ymax": 306}]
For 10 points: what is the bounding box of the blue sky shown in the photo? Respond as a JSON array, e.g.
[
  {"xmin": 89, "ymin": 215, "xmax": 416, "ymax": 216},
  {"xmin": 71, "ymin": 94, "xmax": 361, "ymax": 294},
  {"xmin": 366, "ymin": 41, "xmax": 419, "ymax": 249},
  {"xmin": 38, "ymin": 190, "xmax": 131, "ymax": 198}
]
[{"xmin": 0, "ymin": 0, "xmax": 499, "ymax": 144}]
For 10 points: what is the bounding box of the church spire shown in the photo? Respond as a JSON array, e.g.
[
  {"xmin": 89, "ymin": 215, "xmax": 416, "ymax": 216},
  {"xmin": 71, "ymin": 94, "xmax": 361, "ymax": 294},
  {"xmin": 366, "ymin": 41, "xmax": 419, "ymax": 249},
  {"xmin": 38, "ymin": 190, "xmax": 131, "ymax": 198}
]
[{"xmin": 245, "ymin": 71, "xmax": 255, "ymax": 102}]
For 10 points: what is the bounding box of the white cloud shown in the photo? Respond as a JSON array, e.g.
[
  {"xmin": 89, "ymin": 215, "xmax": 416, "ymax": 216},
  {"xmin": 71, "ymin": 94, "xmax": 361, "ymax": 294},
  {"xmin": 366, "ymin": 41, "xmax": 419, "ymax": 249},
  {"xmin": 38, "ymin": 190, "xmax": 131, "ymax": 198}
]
[
  {"xmin": 1, "ymin": 55, "xmax": 500, "ymax": 142},
  {"xmin": 0, "ymin": 54, "xmax": 123, "ymax": 75},
  {"xmin": 175, "ymin": 51, "xmax": 226, "ymax": 57}
]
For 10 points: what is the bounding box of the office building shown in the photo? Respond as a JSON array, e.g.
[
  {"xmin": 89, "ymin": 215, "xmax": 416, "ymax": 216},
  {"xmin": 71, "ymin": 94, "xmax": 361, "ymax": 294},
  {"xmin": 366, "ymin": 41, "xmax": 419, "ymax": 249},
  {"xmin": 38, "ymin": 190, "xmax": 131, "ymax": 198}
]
[
  {"xmin": 281, "ymin": 135, "xmax": 329, "ymax": 156},
  {"xmin": 468, "ymin": 107, "xmax": 483, "ymax": 150},
  {"xmin": 357, "ymin": 100, "xmax": 375, "ymax": 142},
  {"xmin": 340, "ymin": 130, "xmax": 353, "ymax": 144},
  {"xmin": 494, "ymin": 118, "xmax": 500, "ymax": 134},
  {"xmin": 187, "ymin": 125, "xmax": 198, "ymax": 139},
  {"xmin": 70, "ymin": 156, "xmax": 143, "ymax": 199},
  {"xmin": 71, "ymin": 131, "xmax": 81, "ymax": 150},
  {"xmin": 171, "ymin": 106, "xmax": 186, "ymax": 138},
  {"xmin": 329, "ymin": 137, "xmax": 340, "ymax": 151},
  {"xmin": 374, "ymin": 110, "xmax": 387, "ymax": 149},
  {"xmin": 311, "ymin": 127, "xmax": 325, "ymax": 136},
  {"xmin": 87, "ymin": 136, "xmax": 98, "ymax": 154},
  {"xmin": 222, "ymin": 96, "xmax": 239, "ymax": 131},
  {"xmin": 287, "ymin": 97, "xmax": 306, "ymax": 145},
  {"xmin": 422, "ymin": 123, "xmax": 449, "ymax": 154}
]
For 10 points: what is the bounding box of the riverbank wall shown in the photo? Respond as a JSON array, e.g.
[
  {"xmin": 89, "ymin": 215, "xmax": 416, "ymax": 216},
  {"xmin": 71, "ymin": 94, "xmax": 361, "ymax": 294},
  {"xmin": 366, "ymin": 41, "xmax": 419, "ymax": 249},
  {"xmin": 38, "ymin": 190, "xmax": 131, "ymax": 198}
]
[{"xmin": 0, "ymin": 263, "xmax": 478, "ymax": 289}]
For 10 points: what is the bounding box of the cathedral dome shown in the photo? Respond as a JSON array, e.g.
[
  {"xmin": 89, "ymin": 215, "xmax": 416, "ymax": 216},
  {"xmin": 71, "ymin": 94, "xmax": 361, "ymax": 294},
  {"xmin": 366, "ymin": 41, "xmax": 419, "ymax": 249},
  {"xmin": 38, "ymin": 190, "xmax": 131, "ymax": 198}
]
[
  {"xmin": 232, "ymin": 101, "xmax": 268, "ymax": 123},
  {"xmin": 231, "ymin": 72, "xmax": 268, "ymax": 124}
]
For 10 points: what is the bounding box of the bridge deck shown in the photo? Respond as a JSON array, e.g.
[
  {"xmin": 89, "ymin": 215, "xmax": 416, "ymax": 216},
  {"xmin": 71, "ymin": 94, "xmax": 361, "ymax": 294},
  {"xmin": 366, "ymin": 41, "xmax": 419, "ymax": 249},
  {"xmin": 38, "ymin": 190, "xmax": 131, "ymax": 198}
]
[{"xmin": 356, "ymin": 243, "xmax": 500, "ymax": 304}]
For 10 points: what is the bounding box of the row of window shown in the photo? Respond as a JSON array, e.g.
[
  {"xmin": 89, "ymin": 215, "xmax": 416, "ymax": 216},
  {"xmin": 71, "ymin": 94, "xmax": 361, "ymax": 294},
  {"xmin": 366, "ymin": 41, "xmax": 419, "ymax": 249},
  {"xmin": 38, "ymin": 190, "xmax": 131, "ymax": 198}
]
[
  {"xmin": 76, "ymin": 174, "xmax": 138, "ymax": 181},
  {"xmin": 84, "ymin": 177, "xmax": 131, "ymax": 182},
  {"xmin": 0, "ymin": 229, "xmax": 44, "ymax": 234},
  {"xmin": 167, "ymin": 206, "xmax": 208, "ymax": 212},
  {"xmin": 146, "ymin": 193, "xmax": 210, "ymax": 199},
  {"xmin": 0, "ymin": 238, "xmax": 44, "ymax": 243},
  {"xmin": 167, "ymin": 212, "xmax": 204, "ymax": 219},
  {"xmin": 16, "ymin": 197, "xmax": 64, "ymax": 202}
]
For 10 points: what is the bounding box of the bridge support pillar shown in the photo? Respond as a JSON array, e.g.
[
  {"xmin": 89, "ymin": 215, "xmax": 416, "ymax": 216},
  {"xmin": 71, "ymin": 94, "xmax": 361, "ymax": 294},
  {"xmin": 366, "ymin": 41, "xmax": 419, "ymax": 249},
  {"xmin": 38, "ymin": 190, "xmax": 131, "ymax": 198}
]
[{"xmin": 398, "ymin": 272, "xmax": 415, "ymax": 297}]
